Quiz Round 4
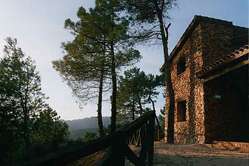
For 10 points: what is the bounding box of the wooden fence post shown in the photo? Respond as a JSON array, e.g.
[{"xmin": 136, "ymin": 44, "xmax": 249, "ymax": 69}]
[
  {"xmin": 111, "ymin": 132, "xmax": 126, "ymax": 166},
  {"xmin": 148, "ymin": 116, "xmax": 155, "ymax": 166}
]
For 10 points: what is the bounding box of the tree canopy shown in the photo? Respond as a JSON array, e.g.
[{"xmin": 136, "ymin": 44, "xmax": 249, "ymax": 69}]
[
  {"xmin": 119, "ymin": 0, "xmax": 177, "ymax": 143},
  {"xmin": 117, "ymin": 67, "xmax": 162, "ymax": 123},
  {"xmin": 53, "ymin": 1, "xmax": 141, "ymax": 134},
  {"xmin": 0, "ymin": 38, "xmax": 69, "ymax": 165}
]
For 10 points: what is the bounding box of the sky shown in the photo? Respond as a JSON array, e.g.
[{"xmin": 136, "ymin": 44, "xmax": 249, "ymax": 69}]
[{"xmin": 0, "ymin": 0, "xmax": 248, "ymax": 120}]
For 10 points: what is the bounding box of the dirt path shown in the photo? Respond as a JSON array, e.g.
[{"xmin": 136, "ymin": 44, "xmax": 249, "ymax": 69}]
[
  {"xmin": 153, "ymin": 142, "xmax": 249, "ymax": 166},
  {"xmin": 69, "ymin": 142, "xmax": 249, "ymax": 165},
  {"xmin": 126, "ymin": 142, "xmax": 249, "ymax": 166}
]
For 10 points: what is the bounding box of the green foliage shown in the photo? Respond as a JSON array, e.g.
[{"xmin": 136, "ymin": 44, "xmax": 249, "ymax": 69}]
[
  {"xmin": 53, "ymin": 1, "xmax": 141, "ymax": 102},
  {"xmin": 53, "ymin": 4, "xmax": 114, "ymax": 136},
  {"xmin": 115, "ymin": 0, "xmax": 177, "ymax": 43},
  {"xmin": 120, "ymin": 0, "xmax": 177, "ymax": 143},
  {"xmin": 0, "ymin": 38, "xmax": 69, "ymax": 165},
  {"xmin": 121, "ymin": 0, "xmax": 176, "ymax": 23},
  {"xmin": 83, "ymin": 132, "xmax": 98, "ymax": 142},
  {"xmin": 32, "ymin": 108, "xmax": 69, "ymax": 145},
  {"xmin": 0, "ymin": 37, "xmax": 46, "ymax": 164},
  {"xmin": 53, "ymin": 1, "xmax": 141, "ymax": 133},
  {"xmin": 117, "ymin": 67, "xmax": 162, "ymax": 122}
]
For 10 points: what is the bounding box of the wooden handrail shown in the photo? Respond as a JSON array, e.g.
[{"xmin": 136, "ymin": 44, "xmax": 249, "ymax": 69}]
[{"xmin": 22, "ymin": 111, "xmax": 156, "ymax": 166}]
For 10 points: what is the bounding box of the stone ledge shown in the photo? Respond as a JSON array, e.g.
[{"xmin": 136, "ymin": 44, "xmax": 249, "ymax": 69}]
[{"xmin": 210, "ymin": 141, "xmax": 249, "ymax": 153}]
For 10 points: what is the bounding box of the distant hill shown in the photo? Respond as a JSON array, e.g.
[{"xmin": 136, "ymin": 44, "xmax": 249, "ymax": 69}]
[{"xmin": 66, "ymin": 117, "xmax": 110, "ymax": 140}]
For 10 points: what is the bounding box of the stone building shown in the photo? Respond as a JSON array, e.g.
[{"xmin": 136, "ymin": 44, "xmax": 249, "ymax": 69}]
[{"xmin": 164, "ymin": 16, "xmax": 249, "ymax": 144}]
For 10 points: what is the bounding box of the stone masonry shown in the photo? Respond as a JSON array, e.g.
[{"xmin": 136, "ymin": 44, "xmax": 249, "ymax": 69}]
[{"xmin": 164, "ymin": 16, "xmax": 249, "ymax": 144}]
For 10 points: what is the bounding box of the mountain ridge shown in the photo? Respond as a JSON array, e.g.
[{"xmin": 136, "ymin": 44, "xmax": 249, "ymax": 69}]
[{"xmin": 65, "ymin": 117, "xmax": 110, "ymax": 139}]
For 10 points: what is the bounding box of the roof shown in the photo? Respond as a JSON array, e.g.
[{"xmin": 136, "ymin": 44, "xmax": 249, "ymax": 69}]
[
  {"xmin": 160, "ymin": 15, "xmax": 247, "ymax": 71},
  {"xmin": 197, "ymin": 44, "xmax": 249, "ymax": 78}
]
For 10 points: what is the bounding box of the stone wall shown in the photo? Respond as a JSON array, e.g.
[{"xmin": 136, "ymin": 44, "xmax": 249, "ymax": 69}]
[
  {"xmin": 233, "ymin": 26, "xmax": 249, "ymax": 49},
  {"xmin": 167, "ymin": 24, "xmax": 205, "ymax": 144},
  {"xmin": 199, "ymin": 20, "xmax": 248, "ymax": 143},
  {"xmin": 200, "ymin": 21, "xmax": 234, "ymax": 68},
  {"xmin": 165, "ymin": 16, "xmax": 248, "ymax": 144}
]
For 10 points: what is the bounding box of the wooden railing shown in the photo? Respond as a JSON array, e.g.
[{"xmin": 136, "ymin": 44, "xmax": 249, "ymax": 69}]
[{"xmin": 24, "ymin": 111, "xmax": 156, "ymax": 166}]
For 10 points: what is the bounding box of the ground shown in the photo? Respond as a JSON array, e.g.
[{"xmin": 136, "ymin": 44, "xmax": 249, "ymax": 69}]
[
  {"xmin": 69, "ymin": 141, "xmax": 249, "ymax": 166},
  {"xmin": 151, "ymin": 142, "xmax": 249, "ymax": 166}
]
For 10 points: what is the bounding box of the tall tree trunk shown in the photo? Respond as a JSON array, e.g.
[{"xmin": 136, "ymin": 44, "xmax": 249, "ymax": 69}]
[
  {"xmin": 137, "ymin": 96, "xmax": 143, "ymax": 116},
  {"xmin": 153, "ymin": 1, "xmax": 175, "ymax": 143},
  {"xmin": 131, "ymin": 100, "xmax": 135, "ymax": 120},
  {"xmin": 97, "ymin": 67, "xmax": 105, "ymax": 136},
  {"xmin": 148, "ymin": 96, "xmax": 156, "ymax": 112},
  {"xmin": 149, "ymin": 95, "xmax": 161, "ymax": 138},
  {"xmin": 160, "ymin": 25, "xmax": 175, "ymax": 144},
  {"xmin": 110, "ymin": 42, "xmax": 117, "ymax": 133},
  {"xmin": 164, "ymin": 61, "xmax": 175, "ymax": 144}
]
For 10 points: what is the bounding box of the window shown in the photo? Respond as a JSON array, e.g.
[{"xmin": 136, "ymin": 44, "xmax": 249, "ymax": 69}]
[
  {"xmin": 177, "ymin": 57, "xmax": 186, "ymax": 75},
  {"xmin": 177, "ymin": 100, "xmax": 186, "ymax": 122}
]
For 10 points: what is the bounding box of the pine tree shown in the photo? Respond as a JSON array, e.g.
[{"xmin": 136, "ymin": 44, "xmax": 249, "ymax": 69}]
[
  {"xmin": 53, "ymin": 1, "xmax": 141, "ymax": 134},
  {"xmin": 0, "ymin": 38, "xmax": 47, "ymax": 150},
  {"xmin": 117, "ymin": 67, "xmax": 161, "ymax": 122},
  {"xmin": 120, "ymin": 0, "xmax": 177, "ymax": 143},
  {"xmin": 0, "ymin": 38, "xmax": 69, "ymax": 164}
]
